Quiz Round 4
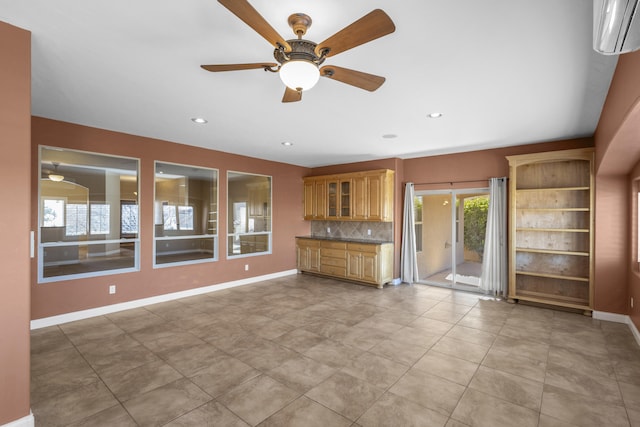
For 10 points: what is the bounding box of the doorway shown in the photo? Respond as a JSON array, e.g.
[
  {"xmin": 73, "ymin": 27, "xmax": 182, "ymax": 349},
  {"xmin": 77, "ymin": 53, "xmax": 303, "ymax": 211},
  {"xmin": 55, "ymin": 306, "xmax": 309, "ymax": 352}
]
[{"xmin": 414, "ymin": 188, "xmax": 489, "ymax": 292}]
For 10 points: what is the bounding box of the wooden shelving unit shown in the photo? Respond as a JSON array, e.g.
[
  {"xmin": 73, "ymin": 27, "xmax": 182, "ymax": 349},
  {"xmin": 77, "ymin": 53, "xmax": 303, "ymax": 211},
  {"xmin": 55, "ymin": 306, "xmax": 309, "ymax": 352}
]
[{"xmin": 507, "ymin": 148, "xmax": 594, "ymax": 314}]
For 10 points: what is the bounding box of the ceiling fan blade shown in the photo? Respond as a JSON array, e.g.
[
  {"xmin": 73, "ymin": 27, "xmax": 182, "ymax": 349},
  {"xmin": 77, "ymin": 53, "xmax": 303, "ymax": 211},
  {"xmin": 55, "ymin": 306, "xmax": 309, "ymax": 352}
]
[
  {"xmin": 201, "ymin": 63, "xmax": 278, "ymax": 72},
  {"xmin": 315, "ymin": 9, "xmax": 395, "ymax": 58},
  {"xmin": 282, "ymin": 87, "xmax": 302, "ymax": 103},
  {"xmin": 218, "ymin": 0, "xmax": 291, "ymax": 51},
  {"xmin": 320, "ymin": 66, "xmax": 386, "ymax": 91}
]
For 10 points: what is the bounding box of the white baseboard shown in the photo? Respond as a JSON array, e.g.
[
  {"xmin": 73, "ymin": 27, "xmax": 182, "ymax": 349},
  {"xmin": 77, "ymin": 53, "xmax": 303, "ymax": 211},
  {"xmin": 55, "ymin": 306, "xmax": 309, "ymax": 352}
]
[
  {"xmin": 1, "ymin": 412, "xmax": 34, "ymax": 427},
  {"xmin": 31, "ymin": 269, "xmax": 298, "ymax": 329},
  {"xmin": 593, "ymin": 310, "xmax": 640, "ymax": 347}
]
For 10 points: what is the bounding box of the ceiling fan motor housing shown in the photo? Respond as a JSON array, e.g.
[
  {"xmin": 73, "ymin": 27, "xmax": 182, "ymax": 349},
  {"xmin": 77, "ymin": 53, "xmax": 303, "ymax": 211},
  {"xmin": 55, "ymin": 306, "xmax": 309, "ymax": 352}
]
[{"xmin": 274, "ymin": 39, "xmax": 325, "ymax": 66}]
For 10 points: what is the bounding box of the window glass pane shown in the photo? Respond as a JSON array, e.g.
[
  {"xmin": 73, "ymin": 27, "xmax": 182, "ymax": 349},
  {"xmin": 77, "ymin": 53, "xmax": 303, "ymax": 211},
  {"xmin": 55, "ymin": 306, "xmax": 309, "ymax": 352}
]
[
  {"xmin": 121, "ymin": 204, "xmax": 138, "ymax": 234},
  {"xmin": 66, "ymin": 204, "xmax": 88, "ymax": 236},
  {"xmin": 42, "ymin": 199, "xmax": 65, "ymax": 227},
  {"xmin": 227, "ymin": 172, "xmax": 271, "ymax": 257},
  {"xmin": 178, "ymin": 206, "xmax": 194, "ymax": 230},
  {"xmin": 155, "ymin": 162, "xmax": 218, "ymax": 266},
  {"xmin": 39, "ymin": 146, "xmax": 139, "ymax": 282},
  {"xmin": 163, "ymin": 205, "xmax": 177, "ymax": 230},
  {"xmin": 90, "ymin": 204, "xmax": 110, "ymax": 235}
]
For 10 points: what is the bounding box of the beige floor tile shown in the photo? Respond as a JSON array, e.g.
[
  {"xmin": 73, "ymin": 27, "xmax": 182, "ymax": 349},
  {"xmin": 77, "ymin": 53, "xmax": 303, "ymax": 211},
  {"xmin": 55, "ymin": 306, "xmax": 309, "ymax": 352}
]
[
  {"xmin": 101, "ymin": 359, "xmax": 183, "ymax": 402},
  {"xmin": 123, "ymin": 378, "xmax": 212, "ymax": 426},
  {"xmin": 165, "ymin": 401, "xmax": 251, "ymax": 426},
  {"xmin": 388, "ymin": 325, "xmax": 442, "ymax": 348},
  {"xmin": 468, "ymin": 365, "xmax": 543, "ymax": 410},
  {"xmin": 414, "ymin": 350, "xmax": 479, "ymax": 386},
  {"xmin": 30, "ymin": 326, "xmax": 74, "ymax": 355},
  {"xmin": 336, "ymin": 327, "xmax": 389, "ymax": 351},
  {"xmin": 451, "ymin": 388, "xmax": 539, "ymax": 427},
  {"xmin": 481, "ymin": 347, "xmax": 546, "ymax": 383},
  {"xmin": 32, "ymin": 379, "xmax": 120, "ymax": 426},
  {"xmin": 456, "ymin": 314, "xmax": 504, "ymax": 334},
  {"xmin": 189, "ymin": 354, "xmax": 261, "ymax": 398},
  {"xmin": 629, "ymin": 407, "xmax": 640, "ymax": 427},
  {"xmin": 268, "ymin": 355, "xmax": 337, "ymax": 393},
  {"xmin": 445, "ymin": 325, "xmax": 496, "ymax": 347},
  {"xmin": 536, "ymin": 413, "xmax": 577, "ymax": 427},
  {"xmin": 29, "ymin": 278, "xmax": 640, "ymax": 427},
  {"xmin": 304, "ymin": 339, "xmax": 363, "ymax": 369},
  {"xmin": 162, "ymin": 342, "xmax": 226, "ymax": 377},
  {"xmin": 218, "ymin": 374, "xmax": 300, "ymax": 426},
  {"xmin": 357, "ymin": 392, "xmax": 449, "ymax": 427},
  {"xmin": 389, "ymin": 368, "xmax": 466, "ymax": 416},
  {"xmin": 619, "ymin": 381, "xmax": 640, "ymax": 408},
  {"xmin": 430, "ymin": 336, "xmax": 490, "ymax": 364},
  {"xmin": 59, "ymin": 317, "xmax": 125, "ymax": 346},
  {"xmin": 305, "ymin": 371, "xmax": 384, "ymax": 421},
  {"xmin": 491, "ymin": 335, "xmax": 550, "ymax": 362},
  {"xmin": 541, "ymin": 383, "xmax": 630, "ymax": 427},
  {"xmin": 369, "ymin": 338, "xmax": 429, "ymax": 366},
  {"xmin": 545, "ymin": 362, "xmax": 624, "ymax": 405},
  {"xmin": 340, "ymin": 351, "xmax": 408, "ymax": 389},
  {"xmin": 67, "ymin": 404, "xmax": 137, "ymax": 427},
  {"xmin": 548, "ymin": 344, "xmax": 616, "ymax": 379},
  {"xmin": 260, "ymin": 396, "xmax": 352, "ymax": 427},
  {"xmin": 274, "ymin": 328, "xmax": 327, "ymax": 352}
]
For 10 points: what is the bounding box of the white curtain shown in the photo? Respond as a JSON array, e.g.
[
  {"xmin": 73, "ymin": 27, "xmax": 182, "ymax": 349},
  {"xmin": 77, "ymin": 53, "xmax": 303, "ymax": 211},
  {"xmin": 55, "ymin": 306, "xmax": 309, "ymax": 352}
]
[
  {"xmin": 401, "ymin": 182, "xmax": 419, "ymax": 283},
  {"xmin": 480, "ymin": 177, "xmax": 507, "ymax": 296}
]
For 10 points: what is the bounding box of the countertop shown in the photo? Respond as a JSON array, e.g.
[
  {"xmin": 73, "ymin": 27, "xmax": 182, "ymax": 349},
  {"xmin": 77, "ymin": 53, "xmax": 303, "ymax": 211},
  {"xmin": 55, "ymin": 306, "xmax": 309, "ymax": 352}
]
[{"xmin": 296, "ymin": 236, "xmax": 393, "ymax": 245}]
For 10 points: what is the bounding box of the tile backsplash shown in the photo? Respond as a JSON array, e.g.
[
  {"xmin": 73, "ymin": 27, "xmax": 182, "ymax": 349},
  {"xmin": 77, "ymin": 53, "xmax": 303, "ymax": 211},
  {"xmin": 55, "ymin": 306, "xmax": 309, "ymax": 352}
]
[{"xmin": 310, "ymin": 220, "xmax": 393, "ymax": 242}]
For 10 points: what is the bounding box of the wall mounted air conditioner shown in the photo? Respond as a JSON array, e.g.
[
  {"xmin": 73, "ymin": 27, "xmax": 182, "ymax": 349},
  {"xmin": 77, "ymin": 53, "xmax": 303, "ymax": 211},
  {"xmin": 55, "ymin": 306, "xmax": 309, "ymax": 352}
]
[{"xmin": 594, "ymin": 0, "xmax": 640, "ymax": 54}]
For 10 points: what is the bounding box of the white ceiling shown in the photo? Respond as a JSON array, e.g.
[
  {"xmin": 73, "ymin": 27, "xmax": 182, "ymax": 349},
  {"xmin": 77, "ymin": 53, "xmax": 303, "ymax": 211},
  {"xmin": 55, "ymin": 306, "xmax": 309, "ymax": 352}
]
[{"xmin": 0, "ymin": 0, "xmax": 618, "ymax": 167}]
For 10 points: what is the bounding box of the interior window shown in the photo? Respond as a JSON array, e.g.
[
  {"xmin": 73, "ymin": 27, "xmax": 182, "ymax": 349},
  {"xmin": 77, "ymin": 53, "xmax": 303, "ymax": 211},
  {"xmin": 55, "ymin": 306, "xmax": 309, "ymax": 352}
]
[
  {"xmin": 38, "ymin": 146, "xmax": 140, "ymax": 282},
  {"xmin": 227, "ymin": 171, "xmax": 271, "ymax": 257},
  {"xmin": 154, "ymin": 161, "xmax": 218, "ymax": 266}
]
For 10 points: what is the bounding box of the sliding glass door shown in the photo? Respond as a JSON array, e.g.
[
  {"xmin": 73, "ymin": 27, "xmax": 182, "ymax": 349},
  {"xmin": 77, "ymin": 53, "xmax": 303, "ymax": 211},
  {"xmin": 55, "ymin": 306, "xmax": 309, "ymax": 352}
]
[{"xmin": 414, "ymin": 188, "xmax": 489, "ymax": 292}]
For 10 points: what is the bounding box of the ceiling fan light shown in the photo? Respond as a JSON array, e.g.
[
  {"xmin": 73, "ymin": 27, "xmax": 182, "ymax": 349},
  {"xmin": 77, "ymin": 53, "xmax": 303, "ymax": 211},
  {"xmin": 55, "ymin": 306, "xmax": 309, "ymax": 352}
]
[
  {"xmin": 48, "ymin": 173, "xmax": 64, "ymax": 182},
  {"xmin": 279, "ymin": 60, "xmax": 320, "ymax": 91}
]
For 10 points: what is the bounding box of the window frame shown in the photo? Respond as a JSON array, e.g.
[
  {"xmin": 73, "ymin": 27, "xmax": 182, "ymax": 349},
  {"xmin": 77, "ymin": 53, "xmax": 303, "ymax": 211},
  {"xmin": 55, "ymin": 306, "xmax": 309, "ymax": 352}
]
[
  {"xmin": 153, "ymin": 161, "xmax": 219, "ymax": 268},
  {"xmin": 38, "ymin": 146, "xmax": 140, "ymax": 283},
  {"xmin": 226, "ymin": 170, "xmax": 272, "ymax": 259}
]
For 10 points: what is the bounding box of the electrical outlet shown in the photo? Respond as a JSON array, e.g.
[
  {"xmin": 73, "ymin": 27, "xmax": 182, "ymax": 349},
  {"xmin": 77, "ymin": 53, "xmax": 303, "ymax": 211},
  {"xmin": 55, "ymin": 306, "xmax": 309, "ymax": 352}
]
[
  {"xmin": 367, "ymin": 229, "xmax": 371, "ymax": 236},
  {"xmin": 109, "ymin": 285, "xmax": 116, "ymax": 295},
  {"xmin": 244, "ymin": 264, "xmax": 249, "ymax": 271},
  {"xmin": 327, "ymin": 227, "xmax": 331, "ymax": 233}
]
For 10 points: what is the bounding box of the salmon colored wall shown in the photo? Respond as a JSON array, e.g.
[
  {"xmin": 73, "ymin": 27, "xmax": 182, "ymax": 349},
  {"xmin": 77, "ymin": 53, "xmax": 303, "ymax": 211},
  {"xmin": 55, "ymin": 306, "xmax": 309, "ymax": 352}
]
[
  {"xmin": 594, "ymin": 49, "xmax": 640, "ymax": 327},
  {"xmin": 31, "ymin": 117, "xmax": 310, "ymax": 319},
  {"xmin": 0, "ymin": 21, "xmax": 32, "ymax": 426}
]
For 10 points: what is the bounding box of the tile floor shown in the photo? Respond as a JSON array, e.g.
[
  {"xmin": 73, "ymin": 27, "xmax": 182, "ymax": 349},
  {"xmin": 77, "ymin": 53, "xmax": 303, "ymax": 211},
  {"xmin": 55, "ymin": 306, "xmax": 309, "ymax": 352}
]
[{"xmin": 30, "ymin": 274, "xmax": 640, "ymax": 426}]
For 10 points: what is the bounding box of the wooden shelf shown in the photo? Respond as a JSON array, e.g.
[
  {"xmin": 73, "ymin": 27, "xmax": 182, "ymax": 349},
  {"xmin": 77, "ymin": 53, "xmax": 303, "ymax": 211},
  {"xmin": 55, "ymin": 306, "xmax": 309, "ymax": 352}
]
[
  {"xmin": 516, "ymin": 228, "xmax": 589, "ymax": 233},
  {"xmin": 517, "ymin": 207, "xmax": 589, "ymax": 212},
  {"xmin": 515, "ymin": 248, "xmax": 589, "ymax": 256},
  {"xmin": 514, "ymin": 290, "xmax": 589, "ymax": 308},
  {"xmin": 507, "ymin": 148, "xmax": 594, "ymax": 313},
  {"xmin": 515, "ymin": 270, "xmax": 589, "ymax": 282},
  {"xmin": 516, "ymin": 186, "xmax": 590, "ymax": 192}
]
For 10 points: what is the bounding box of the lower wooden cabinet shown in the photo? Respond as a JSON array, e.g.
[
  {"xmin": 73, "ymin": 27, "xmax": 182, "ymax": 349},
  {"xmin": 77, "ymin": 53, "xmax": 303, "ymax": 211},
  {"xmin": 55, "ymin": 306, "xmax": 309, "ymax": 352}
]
[{"xmin": 296, "ymin": 238, "xmax": 393, "ymax": 288}]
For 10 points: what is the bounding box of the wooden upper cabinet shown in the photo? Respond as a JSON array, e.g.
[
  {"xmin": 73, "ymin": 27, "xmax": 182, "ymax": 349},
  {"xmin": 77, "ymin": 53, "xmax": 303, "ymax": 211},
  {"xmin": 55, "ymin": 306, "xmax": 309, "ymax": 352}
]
[
  {"xmin": 303, "ymin": 178, "xmax": 327, "ymax": 220},
  {"xmin": 303, "ymin": 169, "xmax": 394, "ymax": 222}
]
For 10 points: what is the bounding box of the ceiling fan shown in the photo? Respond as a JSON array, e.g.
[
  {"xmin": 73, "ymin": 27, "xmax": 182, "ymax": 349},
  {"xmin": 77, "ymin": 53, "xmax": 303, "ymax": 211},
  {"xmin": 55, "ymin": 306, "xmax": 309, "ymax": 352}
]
[{"xmin": 201, "ymin": 0, "xmax": 396, "ymax": 103}]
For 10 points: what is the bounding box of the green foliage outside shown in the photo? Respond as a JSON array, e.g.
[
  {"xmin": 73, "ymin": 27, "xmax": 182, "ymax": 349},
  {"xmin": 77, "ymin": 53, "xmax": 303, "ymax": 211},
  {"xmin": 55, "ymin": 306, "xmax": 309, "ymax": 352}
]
[{"xmin": 464, "ymin": 196, "xmax": 489, "ymax": 260}]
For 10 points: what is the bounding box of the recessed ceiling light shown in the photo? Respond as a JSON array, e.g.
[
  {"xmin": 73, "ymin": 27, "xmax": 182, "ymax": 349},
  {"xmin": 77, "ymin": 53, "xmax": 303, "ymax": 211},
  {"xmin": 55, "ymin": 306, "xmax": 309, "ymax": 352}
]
[
  {"xmin": 282, "ymin": 141, "xmax": 293, "ymax": 146},
  {"xmin": 427, "ymin": 112, "xmax": 443, "ymax": 119},
  {"xmin": 191, "ymin": 117, "xmax": 208, "ymax": 124},
  {"xmin": 382, "ymin": 134, "xmax": 398, "ymax": 139}
]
